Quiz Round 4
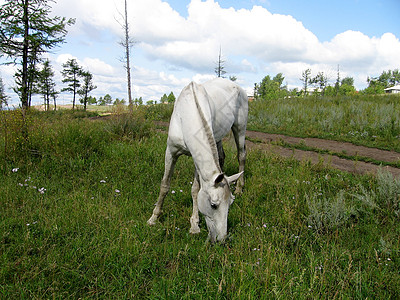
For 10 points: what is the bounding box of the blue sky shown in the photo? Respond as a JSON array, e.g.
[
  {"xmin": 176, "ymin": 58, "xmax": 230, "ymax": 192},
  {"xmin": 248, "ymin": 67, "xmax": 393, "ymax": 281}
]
[{"xmin": 1, "ymin": 0, "xmax": 399, "ymax": 106}]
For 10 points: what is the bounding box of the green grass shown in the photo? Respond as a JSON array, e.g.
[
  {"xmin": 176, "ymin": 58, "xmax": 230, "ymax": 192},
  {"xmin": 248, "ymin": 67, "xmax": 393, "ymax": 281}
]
[
  {"xmin": 1, "ymin": 107, "xmax": 399, "ymax": 298},
  {"xmin": 248, "ymin": 94, "xmax": 400, "ymax": 152}
]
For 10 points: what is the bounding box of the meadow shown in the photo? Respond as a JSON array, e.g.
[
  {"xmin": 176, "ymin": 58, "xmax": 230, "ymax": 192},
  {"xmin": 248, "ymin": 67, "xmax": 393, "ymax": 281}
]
[
  {"xmin": 1, "ymin": 96, "xmax": 399, "ymax": 298},
  {"xmin": 248, "ymin": 94, "xmax": 400, "ymax": 152}
]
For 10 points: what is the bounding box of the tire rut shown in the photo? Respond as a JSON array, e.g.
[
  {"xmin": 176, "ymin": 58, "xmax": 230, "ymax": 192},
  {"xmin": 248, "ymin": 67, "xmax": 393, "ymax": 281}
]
[
  {"xmin": 246, "ymin": 130, "xmax": 400, "ymax": 178},
  {"xmin": 154, "ymin": 121, "xmax": 400, "ymax": 177}
]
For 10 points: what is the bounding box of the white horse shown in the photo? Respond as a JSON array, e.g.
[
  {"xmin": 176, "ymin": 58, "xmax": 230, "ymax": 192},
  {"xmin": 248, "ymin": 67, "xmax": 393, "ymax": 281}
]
[{"xmin": 147, "ymin": 78, "xmax": 248, "ymax": 242}]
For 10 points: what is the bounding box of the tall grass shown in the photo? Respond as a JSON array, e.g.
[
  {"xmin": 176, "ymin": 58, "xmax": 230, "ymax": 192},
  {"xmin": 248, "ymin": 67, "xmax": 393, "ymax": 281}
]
[
  {"xmin": 248, "ymin": 94, "xmax": 400, "ymax": 151},
  {"xmin": 1, "ymin": 108, "xmax": 399, "ymax": 298}
]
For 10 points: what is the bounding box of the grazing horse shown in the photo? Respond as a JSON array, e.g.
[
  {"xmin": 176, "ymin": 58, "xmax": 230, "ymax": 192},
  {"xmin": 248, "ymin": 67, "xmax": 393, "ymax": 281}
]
[{"xmin": 147, "ymin": 78, "xmax": 248, "ymax": 242}]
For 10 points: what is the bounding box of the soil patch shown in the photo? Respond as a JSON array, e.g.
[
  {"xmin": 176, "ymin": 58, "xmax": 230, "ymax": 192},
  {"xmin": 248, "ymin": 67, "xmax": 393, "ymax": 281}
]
[
  {"xmin": 246, "ymin": 130, "xmax": 400, "ymax": 178},
  {"xmin": 153, "ymin": 121, "xmax": 400, "ymax": 177},
  {"xmin": 246, "ymin": 131, "xmax": 400, "ymax": 163}
]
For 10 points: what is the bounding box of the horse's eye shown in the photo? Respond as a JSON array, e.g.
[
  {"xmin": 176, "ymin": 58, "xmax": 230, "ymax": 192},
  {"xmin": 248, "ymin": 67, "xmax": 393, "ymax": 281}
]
[{"xmin": 211, "ymin": 203, "xmax": 218, "ymax": 209}]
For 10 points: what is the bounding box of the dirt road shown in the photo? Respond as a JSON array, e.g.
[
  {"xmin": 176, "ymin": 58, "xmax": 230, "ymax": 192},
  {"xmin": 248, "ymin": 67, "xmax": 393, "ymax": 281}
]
[
  {"xmin": 155, "ymin": 121, "xmax": 400, "ymax": 177},
  {"xmin": 246, "ymin": 130, "xmax": 400, "ymax": 177}
]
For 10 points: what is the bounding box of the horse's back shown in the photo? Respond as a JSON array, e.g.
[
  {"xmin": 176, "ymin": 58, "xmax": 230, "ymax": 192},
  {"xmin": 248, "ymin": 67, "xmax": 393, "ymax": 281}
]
[{"xmin": 202, "ymin": 78, "xmax": 248, "ymax": 141}]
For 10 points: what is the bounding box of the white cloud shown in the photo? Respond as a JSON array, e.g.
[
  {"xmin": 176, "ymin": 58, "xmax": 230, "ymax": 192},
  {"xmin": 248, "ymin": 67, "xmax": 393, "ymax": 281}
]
[
  {"xmin": 131, "ymin": 0, "xmax": 399, "ymax": 89},
  {"xmin": 52, "ymin": 0, "xmax": 119, "ymax": 35},
  {"xmin": 81, "ymin": 58, "xmax": 115, "ymax": 76},
  {"xmin": 48, "ymin": 0, "xmax": 400, "ymax": 91},
  {"xmin": 323, "ymin": 31, "xmax": 375, "ymax": 64},
  {"xmin": 137, "ymin": 2, "xmax": 322, "ymax": 69},
  {"xmin": 2, "ymin": 0, "xmax": 400, "ymax": 105},
  {"xmin": 132, "ymin": 0, "xmax": 193, "ymax": 44},
  {"xmin": 55, "ymin": 53, "xmax": 77, "ymax": 65}
]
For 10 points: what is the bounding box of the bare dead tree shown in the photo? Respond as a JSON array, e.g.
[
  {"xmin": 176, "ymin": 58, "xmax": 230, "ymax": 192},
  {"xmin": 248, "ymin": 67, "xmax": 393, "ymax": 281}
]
[
  {"xmin": 117, "ymin": 0, "xmax": 135, "ymax": 109},
  {"xmin": 215, "ymin": 46, "xmax": 226, "ymax": 78}
]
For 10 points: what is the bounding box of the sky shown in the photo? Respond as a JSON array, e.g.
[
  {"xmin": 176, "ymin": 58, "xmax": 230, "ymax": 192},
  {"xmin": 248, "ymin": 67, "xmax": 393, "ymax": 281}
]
[{"xmin": 1, "ymin": 0, "xmax": 399, "ymax": 107}]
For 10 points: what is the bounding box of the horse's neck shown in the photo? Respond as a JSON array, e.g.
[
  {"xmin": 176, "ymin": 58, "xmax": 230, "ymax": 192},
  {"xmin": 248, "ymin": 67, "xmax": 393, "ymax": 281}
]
[
  {"xmin": 181, "ymin": 115, "xmax": 221, "ymax": 181},
  {"xmin": 179, "ymin": 83, "xmax": 221, "ymax": 182}
]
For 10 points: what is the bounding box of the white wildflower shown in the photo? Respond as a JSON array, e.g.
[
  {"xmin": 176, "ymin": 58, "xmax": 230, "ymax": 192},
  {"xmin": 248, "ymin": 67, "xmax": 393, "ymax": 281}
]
[
  {"xmin": 12, "ymin": 168, "xmax": 19, "ymax": 173},
  {"xmin": 100, "ymin": 180, "xmax": 106, "ymax": 183}
]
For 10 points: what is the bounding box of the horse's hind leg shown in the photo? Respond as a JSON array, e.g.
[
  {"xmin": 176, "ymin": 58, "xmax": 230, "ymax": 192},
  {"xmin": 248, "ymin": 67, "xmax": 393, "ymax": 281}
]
[
  {"xmin": 217, "ymin": 140, "xmax": 225, "ymax": 170},
  {"xmin": 232, "ymin": 126, "xmax": 246, "ymax": 194}
]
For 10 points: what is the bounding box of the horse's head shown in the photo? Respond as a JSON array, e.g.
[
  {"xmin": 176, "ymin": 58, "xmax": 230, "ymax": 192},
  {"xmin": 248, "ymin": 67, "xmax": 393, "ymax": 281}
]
[{"xmin": 197, "ymin": 172, "xmax": 243, "ymax": 243}]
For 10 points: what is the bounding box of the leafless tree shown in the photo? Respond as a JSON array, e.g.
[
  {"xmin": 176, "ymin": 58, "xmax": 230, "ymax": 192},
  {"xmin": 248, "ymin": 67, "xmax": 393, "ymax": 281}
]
[
  {"xmin": 215, "ymin": 46, "xmax": 226, "ymax": 78},
  {"xmin": 117, "ymin": 0, "xmax": 135, "ymax": 109}
]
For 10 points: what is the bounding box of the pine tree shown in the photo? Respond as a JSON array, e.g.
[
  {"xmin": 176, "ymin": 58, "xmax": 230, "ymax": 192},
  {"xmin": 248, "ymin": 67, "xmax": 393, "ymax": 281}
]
[
  {"xmin": 0, "ymin": 0, "xmax": 74, "ymax": 109},
  {"xmin": 335, "ymin": 65, "xmax": 340, "ymax": 96},
  {"xmin": 167, "ymin": 92, "xmax": 176, "ymax": 103},
  {"xmin": 300, "ymin": 69, "xmax": 312, "ymax": 96},
  {"xmin": 78, "ymin": 70, "xmax": 97, "ymax": 111},
  {"xmin": 61, "ymin": 59, "xmax": 82, "ymax": 111},
  {"xmin": 37, "ymin": 59, "xmax": 57, "ymax": 111}
]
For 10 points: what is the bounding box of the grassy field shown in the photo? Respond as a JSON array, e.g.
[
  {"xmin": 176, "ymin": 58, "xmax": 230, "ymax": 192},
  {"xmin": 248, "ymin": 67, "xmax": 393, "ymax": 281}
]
[
  {"xmin": 1, "ymin": 102, "xmax": 399, "ymax": 298},
  {"xmin": 248, "ymin": 94, "xmax": 400, "ymax": 152}
]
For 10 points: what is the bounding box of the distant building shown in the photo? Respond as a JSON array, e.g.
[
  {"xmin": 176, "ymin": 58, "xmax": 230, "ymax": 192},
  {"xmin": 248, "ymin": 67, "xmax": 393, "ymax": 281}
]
[
  {"xmin": 384, "ymin": 85, "xmax": 400, "ymax": 94},
  {"xmin": 304, "ymin": 87, "xmax": 322, "ymax": 95}
]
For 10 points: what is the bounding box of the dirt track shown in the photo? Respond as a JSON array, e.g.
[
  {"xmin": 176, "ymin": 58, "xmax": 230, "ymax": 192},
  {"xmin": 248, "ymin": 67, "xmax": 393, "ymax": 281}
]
[
  {"xmin": 155, "ymin": 121, "xmax": 400, "ymax": 177},
  {"xmin": 246, "ymin": 130, "xmax": 400, "ymax": 178}
]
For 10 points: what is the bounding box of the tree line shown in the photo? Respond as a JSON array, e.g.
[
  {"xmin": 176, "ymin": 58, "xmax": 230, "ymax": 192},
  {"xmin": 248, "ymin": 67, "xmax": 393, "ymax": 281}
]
[
  {"xmin": 88, "ymin": 91, "xmax": 176, "ymax": 107},
  {"xmin": 255, "ymin": 68, "xmax": 400, "ymax": 100}
]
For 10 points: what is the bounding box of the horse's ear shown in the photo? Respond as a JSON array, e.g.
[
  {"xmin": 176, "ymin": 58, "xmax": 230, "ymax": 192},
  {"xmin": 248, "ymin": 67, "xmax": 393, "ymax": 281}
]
[
  {"xmin": 214, "ymin": 173, "xmax": 225, "ymax": 186},
  {"xmin": 226, "ymin": 172, "xmax": 244, "ymax": 185}
]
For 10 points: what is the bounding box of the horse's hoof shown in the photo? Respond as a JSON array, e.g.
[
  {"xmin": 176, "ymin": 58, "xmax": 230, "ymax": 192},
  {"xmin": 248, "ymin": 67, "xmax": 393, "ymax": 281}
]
[{"xmin": 147, "ymin": 215, "xmax": 158, "ymax": 225}]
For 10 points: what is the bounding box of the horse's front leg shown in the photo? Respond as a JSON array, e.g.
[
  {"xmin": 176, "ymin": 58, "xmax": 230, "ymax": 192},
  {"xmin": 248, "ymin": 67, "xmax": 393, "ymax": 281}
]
[{"xmin": 147, "ymin": 147, "xmax": 178, "ymax": 225}]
